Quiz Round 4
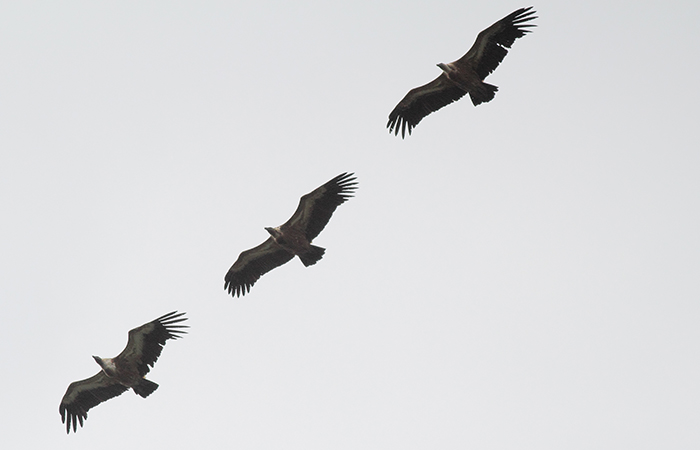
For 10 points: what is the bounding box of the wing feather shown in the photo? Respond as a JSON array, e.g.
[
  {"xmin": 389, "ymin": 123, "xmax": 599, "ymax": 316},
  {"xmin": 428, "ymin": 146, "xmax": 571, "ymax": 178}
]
[
  {"xmin": 59, "ymin": 372, "xmax": 129, "ymax": 433},
  {"xmin": 457, "ymin": 7, "xmax": 537, "ymax": 80},
  {"xmin": 116, "ymin": 311, "xmax": 188, "ymax": 377},
  {"xmin": 283, "ymin": 172, "xmax": 358, "ymax": 240},
  {"xmin": 387, "ymin": 74, "xmax": 467, "ymax": 138},
  {"xmin": 224, "ymin": 237, "xmax": 295, "ymax": 297}
]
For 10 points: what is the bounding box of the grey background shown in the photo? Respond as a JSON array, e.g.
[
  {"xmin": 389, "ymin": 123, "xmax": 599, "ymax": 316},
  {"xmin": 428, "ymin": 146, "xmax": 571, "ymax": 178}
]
[{"xmin": 1, "ymin": 1, "xmax": 699, "ymax": 448}]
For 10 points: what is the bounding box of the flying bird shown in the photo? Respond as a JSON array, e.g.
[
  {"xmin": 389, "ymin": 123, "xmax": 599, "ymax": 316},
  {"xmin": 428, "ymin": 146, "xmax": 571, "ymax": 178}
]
[
  {"xmin": 59, "ymin": 311, "xmax": 188, "ymax": 433},
  {"xmin": 224, "ymin": 172, "xmax": 357, "ymax": 297},
  {"xmin": 387, "ymin": 6, "xmax": 537, "ymax": 138}
]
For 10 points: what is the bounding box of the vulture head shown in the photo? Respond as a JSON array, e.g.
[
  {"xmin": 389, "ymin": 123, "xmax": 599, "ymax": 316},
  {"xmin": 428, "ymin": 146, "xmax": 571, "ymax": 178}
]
[
  {"xmin": 436, "ymin": 62, "xmax": 452, "ymax": 73},
  {"xmin": 264, "ymin": 227, "xmax": 282, "ymax": 239}
]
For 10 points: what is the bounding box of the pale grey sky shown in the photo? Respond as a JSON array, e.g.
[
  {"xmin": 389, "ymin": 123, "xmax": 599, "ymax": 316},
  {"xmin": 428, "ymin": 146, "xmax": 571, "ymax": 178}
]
[{"xmin": 1, "ymin": 1, "xmax": 699, "ymax": 448}]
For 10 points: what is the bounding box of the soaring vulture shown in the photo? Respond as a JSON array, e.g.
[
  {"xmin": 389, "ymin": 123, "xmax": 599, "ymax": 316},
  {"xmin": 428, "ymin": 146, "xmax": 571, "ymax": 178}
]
[
  {"xmin": 387, "ymin": 6, "xmax": 537, "ymax": 138},
  {"xmin": 59, "ymin": 311, "xmax": 188, "ymax": 433},
  {"xmin": 224, "ymin": 172, "xmax": 357, "ymax": 297}
]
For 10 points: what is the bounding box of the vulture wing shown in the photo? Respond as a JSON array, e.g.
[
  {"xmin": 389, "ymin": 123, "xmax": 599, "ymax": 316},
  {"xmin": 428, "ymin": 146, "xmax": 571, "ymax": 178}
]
[
  {"xmin": 59, "ymin": 372, "xmax": 129, "ymax": 433},
  {"xmin": 224, "ymin": 237, "xmax": 295, "ymax": 297},
  {"xmin": 456, "ymin": 7, "xmax": 537, "ymax": 80},
  {"xmin": 283, "ymin": 172, "xmax": 358, "ymax": 241},
  {"xmin": 387, "ymin": 73, "xmax": 467, "ymax": 138},
  {"xmin": 115, "ymin": 311, "xmax": 188, "ymax": 377}
]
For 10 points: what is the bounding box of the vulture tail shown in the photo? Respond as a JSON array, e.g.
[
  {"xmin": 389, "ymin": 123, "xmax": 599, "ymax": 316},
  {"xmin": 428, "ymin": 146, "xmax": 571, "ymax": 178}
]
[
  {"xmin": 469, "ymin": 82, "xmax": 498, "ymax": 106},
  {"xmin": 133, "ymin": 379, "xmax": 159, "ymax": 398},
  {"xmin": 299, "ymin": 245, "xmax": 325, "ymax": 267}
]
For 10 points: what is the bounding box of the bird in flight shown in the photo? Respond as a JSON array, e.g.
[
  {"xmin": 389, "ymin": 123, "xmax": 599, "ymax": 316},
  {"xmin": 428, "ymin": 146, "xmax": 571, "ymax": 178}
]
[
  {"xmin": 59, "ymin": 311, "xmax": 188, "ymax": 433},
  {"xmin": 224, "ymin": 172, "xmax": 357, "ymax": 297},
  {"xmin": 388, "ymin": 6, "xmax": 537, "ymax": 138}
]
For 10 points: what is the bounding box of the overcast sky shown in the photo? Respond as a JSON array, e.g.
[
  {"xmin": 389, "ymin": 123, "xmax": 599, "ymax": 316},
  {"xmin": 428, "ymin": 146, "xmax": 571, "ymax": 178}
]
[{"xmin": 1, "ymin": 1, "xmax": 699, "ymax": 449}]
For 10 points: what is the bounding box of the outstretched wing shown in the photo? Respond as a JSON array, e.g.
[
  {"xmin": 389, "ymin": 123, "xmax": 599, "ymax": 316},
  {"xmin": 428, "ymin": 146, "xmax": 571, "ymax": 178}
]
[
  {"xmin": 224, "ymin": 237, "xmax": 295, "ymax": 297},
  {"xmin": 283, "ymin": 172, "xmax": 358, "ymax": 241},
  {"xmin": 456, "ymin": 7, "xmax": 537, "ymax": 80},
  {"xmin": 115, "ymin": 311, "xmax": 188, "ymax": 377},
  {"xmin": 387, "ymin": 74, "xmax": 467, "ymax": 138},
  {"xmin": 59, "ymin": 372, "xmax": 129, "ymax": 433}
]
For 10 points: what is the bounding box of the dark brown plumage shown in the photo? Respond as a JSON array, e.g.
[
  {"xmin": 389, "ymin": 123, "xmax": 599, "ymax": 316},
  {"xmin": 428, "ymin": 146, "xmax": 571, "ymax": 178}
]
[
  {"xmin": 59, "ymin": 311, "xmax": 188, "ymax": 433},
  {"xmin": 387, "ymin": 7, "xmax": 537, "ymax": 138},
  {"xmin": 224, "ymin": 172, "xmax": 357, "ymax": 297}
]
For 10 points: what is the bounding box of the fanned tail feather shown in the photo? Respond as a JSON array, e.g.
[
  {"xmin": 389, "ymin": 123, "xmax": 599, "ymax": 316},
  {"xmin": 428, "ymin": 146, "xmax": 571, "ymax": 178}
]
[
  {"xmin": 299, "ymin": 245, "xmax": 325, "ymax": 267},
  {"xmin": 469, "ymin": 82, "xmax": 498, "ymax": 106},
  {"xmin": 132, "ymin": 379, "xmax": 159, "ymax": 398}
]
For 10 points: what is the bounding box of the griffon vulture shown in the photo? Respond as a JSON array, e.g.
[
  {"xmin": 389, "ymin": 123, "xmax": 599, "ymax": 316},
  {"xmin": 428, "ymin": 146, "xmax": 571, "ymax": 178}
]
[
  {"xmin": 224, "ymin": 172, "xmax": 357, "ymax": 297},
  {"xmin": 59, "ymin": 311, "xmax": 188, "ymax": 433},
  {"xmin": 387, "ymin": 6, "xmax": 537, "ymax": 138}
]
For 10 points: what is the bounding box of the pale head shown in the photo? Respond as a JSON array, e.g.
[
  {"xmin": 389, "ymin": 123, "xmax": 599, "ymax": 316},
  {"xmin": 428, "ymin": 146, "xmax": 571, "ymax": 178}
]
[
  {"xmin": 437, "ymin": 62, "xmax": 452, "ymax": 73},
  {"xmin": 265, "ymin": 227, "xmax": 282, "ymax": 239},
  {"xmin": 92, "ymin": 355, "xmax": 117, "ymax": 377}
]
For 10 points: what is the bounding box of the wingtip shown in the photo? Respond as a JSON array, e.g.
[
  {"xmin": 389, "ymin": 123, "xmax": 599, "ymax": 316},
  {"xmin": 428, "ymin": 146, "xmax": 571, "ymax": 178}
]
[
  {"xmin": 333, "ymin": 172, "xmax": 359, "ymax": 197},
  {"xmin": 157, "ymin": 311, "xmax": 189, "ymax": 338},
  {"xmin": 512, "ymin": 6, "xmax": 538, "ymax": 24},
  {"xmin": 60, "ymin": 400, "xmax": 78, "ymax": 434},
  {"xmin": 224, "ymin": 280, "xmax": 251, "ymax": 298}
]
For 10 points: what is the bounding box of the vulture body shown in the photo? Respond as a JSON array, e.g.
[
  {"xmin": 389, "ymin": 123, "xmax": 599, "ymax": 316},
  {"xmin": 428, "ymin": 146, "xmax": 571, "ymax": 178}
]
[
  {"xmin": 59, "ymin": 311, "xmax": 188, "ymax": 433},
  {"xmin": 224, "ymin": 172, "xmax": 357, "ymax": 297},
  {"xmin": 387, "ymin": 6, "xmax": 537, "ymax": 138}
]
